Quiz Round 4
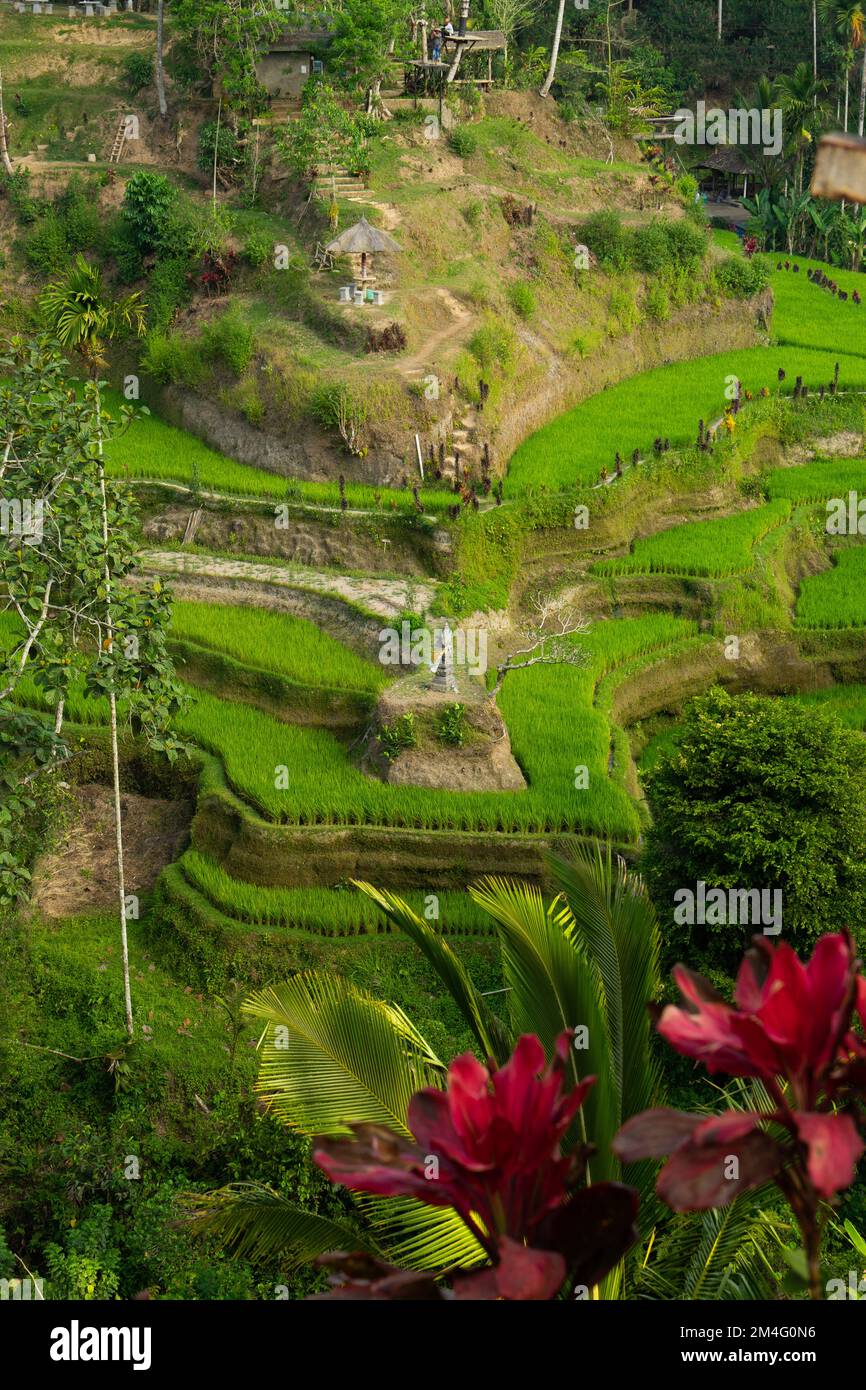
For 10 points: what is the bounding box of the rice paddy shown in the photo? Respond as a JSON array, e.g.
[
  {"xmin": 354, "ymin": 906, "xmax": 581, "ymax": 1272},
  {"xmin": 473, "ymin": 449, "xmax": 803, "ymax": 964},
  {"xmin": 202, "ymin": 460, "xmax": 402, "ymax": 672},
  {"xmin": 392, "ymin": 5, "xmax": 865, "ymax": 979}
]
[
  {"xmin": 591, "ymin": 499, "xmax": 791, "ymax": 578},
  {"xmin": 179, "ymin": 850, "xmax": 490, "ymax": 936},
  {"xmin": 175, "ymin": 613, "xmax": 696, "ymax": 839},
  {"xmin": 765, "ymin": 456, "xmax": 866, "ymax": 504},
  {"xmin": 795, "ymin": 545, "xmax": 866, "ymax": 628},
  {"xmin": 506, "ymin": 348, "xmax": 866, "ymax": 494},
  {"xmin": 170, "ymin": 601, "xmax": 386, "ymax": 693},
  {"xmin": 101, "ymin": 389, "xmax": 454, "ymax": 516}
]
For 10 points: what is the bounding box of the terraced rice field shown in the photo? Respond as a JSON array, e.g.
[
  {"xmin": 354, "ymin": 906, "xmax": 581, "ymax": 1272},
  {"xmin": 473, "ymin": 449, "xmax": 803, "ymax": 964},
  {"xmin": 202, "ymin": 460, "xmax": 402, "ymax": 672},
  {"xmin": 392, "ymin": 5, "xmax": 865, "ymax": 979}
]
[
  {"xmin": 170, "ymin": 601, "xmax": 386, "ymax": 693},
  {"xmin": 507, "ymin": 348, "xmax": 866, "ymax": 493},
  {"xmin": 176, "ymin": 613, "xmax": 696, "ymax": 839},
  {"xmin": 795, "ymin": 546, "xmax": 866, "ymax": 628},
  {"xmin": 179, "ymin": 849, "xmax": 489, "ymax": 935},
  {"xmin": 101, "ymin": 389, "xmax": 453, "ymax": 516},
  {"xmin": 765, "ymin": 456, "xmax": 866, "ymax": 503},
  {"xmin": 592, "ymin": 499, "xmax": 791, "ymax": 578}
]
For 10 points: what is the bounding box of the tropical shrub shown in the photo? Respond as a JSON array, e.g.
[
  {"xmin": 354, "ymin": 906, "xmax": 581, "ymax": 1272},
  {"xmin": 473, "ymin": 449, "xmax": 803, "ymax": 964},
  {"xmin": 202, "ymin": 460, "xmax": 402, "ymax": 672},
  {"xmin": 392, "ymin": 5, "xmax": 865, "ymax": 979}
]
[
  {"xmin": 448, "ymin": 125, "xmax": 478, "ymax": 158},
  {"xmin": 122, "ymin": 171, "xmax": 178, "ymax": 255},
  {"xmin": 714, "ymin": 253, "xmax": 772, "ymax": 299},
  {"xmin": 507, "ymin": 281, "xmax": 536, "ymax": 319},
  {"xmin": 642, "ymin": 687, "xmax": 866, "ymax": 969},
  {"xmin": 122, "ymin": 52, "xmax": 153, "ymax": 94}
]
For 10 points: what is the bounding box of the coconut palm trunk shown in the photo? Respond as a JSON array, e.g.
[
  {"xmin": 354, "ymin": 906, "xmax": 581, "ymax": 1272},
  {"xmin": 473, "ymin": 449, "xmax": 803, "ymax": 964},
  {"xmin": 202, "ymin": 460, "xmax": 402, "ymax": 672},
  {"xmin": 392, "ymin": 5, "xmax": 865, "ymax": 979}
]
[
  {"xmin": 0, "ymin": 68, "xmax": 14, "ymax": 176},
  {"xmin": 155, "ymin": 0, "xmax": 167, "ymax": 118},
  {"xmin": 860, "ymin": 39, "xmax": 866, "ymax": 134},
  {"xmin": 540, "ymin": 0, "xmax": 566, "ymax": 97}
]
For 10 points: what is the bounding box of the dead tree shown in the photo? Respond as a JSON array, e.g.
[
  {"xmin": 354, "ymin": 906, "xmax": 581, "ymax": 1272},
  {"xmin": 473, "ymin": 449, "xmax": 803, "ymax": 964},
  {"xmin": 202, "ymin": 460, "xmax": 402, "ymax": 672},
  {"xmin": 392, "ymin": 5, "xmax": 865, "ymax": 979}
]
[{"xmin": 489, "ymin": 592, "xmax": 590, "ymax": 698}]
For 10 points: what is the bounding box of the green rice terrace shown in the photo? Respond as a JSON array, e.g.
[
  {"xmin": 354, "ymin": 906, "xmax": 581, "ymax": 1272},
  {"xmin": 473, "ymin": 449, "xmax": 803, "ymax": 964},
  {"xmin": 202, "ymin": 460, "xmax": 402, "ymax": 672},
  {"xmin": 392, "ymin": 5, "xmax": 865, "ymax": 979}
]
[{"xmin": 5, "ymin": 0, "xmax": 866, "ymax": 1321}]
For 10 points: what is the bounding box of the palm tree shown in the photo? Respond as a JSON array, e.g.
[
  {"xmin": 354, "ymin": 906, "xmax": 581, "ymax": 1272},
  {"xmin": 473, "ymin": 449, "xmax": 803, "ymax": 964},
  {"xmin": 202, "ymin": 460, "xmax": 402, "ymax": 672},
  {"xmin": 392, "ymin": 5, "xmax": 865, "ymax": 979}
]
[
  {"xmin": 39, "ymin": 257, "xmax": 145, "ymax": 1039},
  {"xmin": 187, "ymin": 845, "xmax": 663, "ymax": 1291},
  {"xmin": 820, "ymin": 1, "xmax": 866, "ymax": 132},
  {"xmin": 776, "ymin": 62, "xmax": 827, "ymax": 193},
  {"xmin": 539, "ymin": 0, "xmax": 566, "ymax": 97}
]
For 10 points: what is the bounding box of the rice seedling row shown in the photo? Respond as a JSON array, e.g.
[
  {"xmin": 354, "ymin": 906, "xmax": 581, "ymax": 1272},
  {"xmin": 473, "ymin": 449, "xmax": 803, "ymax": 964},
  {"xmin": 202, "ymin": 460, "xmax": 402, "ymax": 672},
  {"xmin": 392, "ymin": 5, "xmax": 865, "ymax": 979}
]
[
  {"xmin": 591, "ymin": 500, "xmax": 791, "ymax": 578},
  {"xmin": 795, "ymin": 546, "xmax": 866, "ymax": 628},
  {"xmin": 507, "ymin": 348, "xmax": 866, "ymax": 494},
  {"xmin": 180, "ymin": 850, "xmax": 491, "ymax": 936}
]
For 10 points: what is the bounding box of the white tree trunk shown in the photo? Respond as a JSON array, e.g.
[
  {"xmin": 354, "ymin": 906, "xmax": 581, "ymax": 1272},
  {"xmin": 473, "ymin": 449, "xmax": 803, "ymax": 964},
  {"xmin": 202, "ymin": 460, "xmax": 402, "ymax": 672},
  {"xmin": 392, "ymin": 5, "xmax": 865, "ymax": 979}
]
[
  {"xmin": 540, "ymin": 0, "xmax": 566, "ymax": 97},
  {"xmin": 155, "ymin": 0, "xmax": 167, "ymax": 118},
  {"xmin": 717, "ymin": 0, "xmax": 723, "ymax": 41},
  {"xmin": 0, "ymin": 68, "xmax": 15, "ymax": 176},
  {"xmin": 860, "ymin": 42, "xmax": 866, "ymax": 137},
  {"xmin": 96, "ymin": 389, "xmax": 134, "ymax": 1040}
]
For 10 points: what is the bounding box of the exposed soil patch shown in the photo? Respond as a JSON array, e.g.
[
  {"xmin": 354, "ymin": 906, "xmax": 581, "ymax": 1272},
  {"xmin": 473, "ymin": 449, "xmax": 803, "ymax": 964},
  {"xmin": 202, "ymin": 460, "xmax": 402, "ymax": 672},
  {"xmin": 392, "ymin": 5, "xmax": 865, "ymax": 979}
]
[
  {"xmin": 138, "ymin": 549, "xmax": 437, "ymax": 619},
  {"xmin": 786, "ymin": 431, "xmax": 864, "ymax": 464},
  {"xmin": 31, "ymin": 785, "xmax": 192, "ymax": 920}
]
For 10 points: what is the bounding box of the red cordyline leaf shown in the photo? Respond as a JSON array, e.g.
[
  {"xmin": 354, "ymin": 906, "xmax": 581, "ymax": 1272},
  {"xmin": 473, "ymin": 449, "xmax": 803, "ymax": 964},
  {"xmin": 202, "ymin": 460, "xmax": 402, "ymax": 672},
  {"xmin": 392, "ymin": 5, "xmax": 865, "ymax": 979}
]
[
  {"xmin": 614, "ymin": 932, "xmax": 866, "ymax": 1212},
  {"xmin": 311, "ymin": 1032, "xmax": 639, "ymax": 1300}
]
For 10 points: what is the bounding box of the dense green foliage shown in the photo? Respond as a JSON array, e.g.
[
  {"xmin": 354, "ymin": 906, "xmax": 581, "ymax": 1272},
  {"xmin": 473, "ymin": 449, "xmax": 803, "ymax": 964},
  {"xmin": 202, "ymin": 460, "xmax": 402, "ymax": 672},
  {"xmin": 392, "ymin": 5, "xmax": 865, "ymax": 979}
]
[{"xmin": 642, "ymin": 688, "xmax": 866, "ymax": 971}]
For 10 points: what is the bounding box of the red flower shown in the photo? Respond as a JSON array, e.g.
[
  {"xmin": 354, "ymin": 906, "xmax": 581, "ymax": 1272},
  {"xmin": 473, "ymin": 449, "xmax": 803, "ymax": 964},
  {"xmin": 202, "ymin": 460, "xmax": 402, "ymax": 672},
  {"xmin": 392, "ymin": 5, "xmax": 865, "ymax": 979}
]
[
  {"xmin": 315, "ymin": 1033, "xmax": 591, "ymax": 1246},
  {"xmin": 614, "ymin": 933, "xmax": 866, "ymax": 1215},
  {"xmin": 312, "ymin": 1033, "xmax": 638, "ymax": 1300}
]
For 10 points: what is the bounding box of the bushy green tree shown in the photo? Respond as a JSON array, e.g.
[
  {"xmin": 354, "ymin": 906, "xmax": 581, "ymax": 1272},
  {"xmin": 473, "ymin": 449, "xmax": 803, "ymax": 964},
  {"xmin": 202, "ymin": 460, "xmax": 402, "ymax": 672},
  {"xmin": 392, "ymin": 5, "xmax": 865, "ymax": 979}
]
[
  {"xmin": 642, "ymin": 686, "xmax": 866, "ymax": 970},
  {"xmin": 276, "ymin": 81, "xmax": 370, "ymax": 178}
]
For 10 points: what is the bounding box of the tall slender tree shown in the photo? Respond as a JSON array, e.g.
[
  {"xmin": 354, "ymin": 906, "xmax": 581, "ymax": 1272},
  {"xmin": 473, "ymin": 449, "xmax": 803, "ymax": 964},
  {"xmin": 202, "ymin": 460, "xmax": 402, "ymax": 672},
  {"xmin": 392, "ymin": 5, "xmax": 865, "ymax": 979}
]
[
  {"xmin": 155, "ymin": 0, "xmax": 168, "ymax": 117},
  {"xmin": 539, "ymin": 0, "xmax": 566, "ymax": 97},
  {"xmin": 38, "ymin": 261, "xmax": 183, "ymax": 1039},
  {"xmin": 0, "ymin": 67, "xmax": 14, "ymax": 176}
]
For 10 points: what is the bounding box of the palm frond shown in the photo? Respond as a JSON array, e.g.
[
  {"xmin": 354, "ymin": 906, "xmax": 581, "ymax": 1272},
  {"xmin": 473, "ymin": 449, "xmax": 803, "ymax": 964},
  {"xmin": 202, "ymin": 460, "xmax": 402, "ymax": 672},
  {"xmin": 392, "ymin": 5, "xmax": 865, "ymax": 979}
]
[
  {"xmin": 357, "ymin": 1196, "xmax": 485, "ymax": 1272},
  {"xmin": 182, "ymin": 1182, "xmax": 377, "ymax": 1267},
  {"xmin": 467, "ymin": 875, "xmax": 619, "ymax": 1182},
  {"xmin": 242, "ymin": 971, "xmax": 445, "ymax": 1137},
  {"xmin": 550, "ymin": 843, "xmax": 662, "ymax": 1127},
  {"xmin": 636, "ymin": 1194, "xmax": 778, "ymax": 1301},
  {"xmin": 353, "ymin": 880, "xmax": 513, "ymax": 1065}
]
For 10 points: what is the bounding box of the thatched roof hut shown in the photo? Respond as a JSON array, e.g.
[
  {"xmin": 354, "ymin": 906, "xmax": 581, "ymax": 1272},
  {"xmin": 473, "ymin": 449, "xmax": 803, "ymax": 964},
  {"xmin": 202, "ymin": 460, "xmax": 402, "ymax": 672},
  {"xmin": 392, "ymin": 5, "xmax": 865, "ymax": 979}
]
[{"xmin": 325, "ymin": 217, "xmax": 402, "ymax": 256}]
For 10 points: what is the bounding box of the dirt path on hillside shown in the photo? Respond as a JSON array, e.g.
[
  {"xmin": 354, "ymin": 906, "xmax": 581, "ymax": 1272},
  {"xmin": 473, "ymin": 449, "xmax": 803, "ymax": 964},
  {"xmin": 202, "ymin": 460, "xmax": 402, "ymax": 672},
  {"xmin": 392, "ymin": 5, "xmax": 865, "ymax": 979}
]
[
  {"xmin": 31, "ymin": 785, "xmax": 191, "ymax": 920},
  {"xmin": 138, "ymin": 550, "xmax": 437, "ymax": 620},
  {"xmin": 396, "ymin": 288, "xmax": 474, "ymax": 375}
]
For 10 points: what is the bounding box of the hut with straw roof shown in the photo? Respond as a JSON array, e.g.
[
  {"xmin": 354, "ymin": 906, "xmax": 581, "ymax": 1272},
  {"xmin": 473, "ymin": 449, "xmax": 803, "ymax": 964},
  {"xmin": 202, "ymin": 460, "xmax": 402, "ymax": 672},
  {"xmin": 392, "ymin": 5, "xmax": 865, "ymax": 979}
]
[{"xmin": 325, "ymin": 216, "xmax": 402, "ymax": 288}]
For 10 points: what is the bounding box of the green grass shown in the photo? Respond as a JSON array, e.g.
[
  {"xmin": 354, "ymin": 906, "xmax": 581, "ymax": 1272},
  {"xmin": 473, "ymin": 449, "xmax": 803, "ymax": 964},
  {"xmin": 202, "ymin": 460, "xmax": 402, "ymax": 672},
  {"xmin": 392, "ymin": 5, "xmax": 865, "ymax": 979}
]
[
  {"xmin": 170, "ymin": 601, "xmax": 386, "ymax": 694},
  {"xmin": 765, "ymin": 456, "xmax": 866, "ymax": 503},
  {"xmin": 507, "ymin": 348, "xmax": 866, "ymax": 494},
  {"xmin": 101, "ymin": 391, "xmax": 453, "ymax": 516},
  {"xmin": 790, "ymin": 682, "xmax": 866, "ymax": 730},
  {"xmin": 179, "ymin": 850, "xmax": 490, "ymax": 936},
  {"xmin": 176, "ymin": 614, "xmax": 695, "ymax": 839},
  {"xmin": 796, "ymin": 545, "xmax": 866, "ymax": 628},
  {"xmin": 770, "ymin": 255, "xmax": 866, "ymax": 356},
  {"xmin": 712, "ymin": 232, "xmax": 866, "ymax": 356},
  {"xmin": 592, "ymin": 499, "xmax": 792, "ymax": 578}
]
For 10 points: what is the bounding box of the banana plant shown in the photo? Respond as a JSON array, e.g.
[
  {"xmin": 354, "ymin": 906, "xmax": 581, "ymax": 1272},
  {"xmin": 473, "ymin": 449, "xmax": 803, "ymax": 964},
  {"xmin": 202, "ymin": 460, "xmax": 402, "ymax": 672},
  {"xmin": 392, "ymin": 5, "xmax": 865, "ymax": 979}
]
[
  {"xmin": 186, "ymin": 844, "xmax": 663, "ymax": 1288},
  {"xmin": 840, "ymin": 203, "xmax": 866, "ymax": 267}
]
